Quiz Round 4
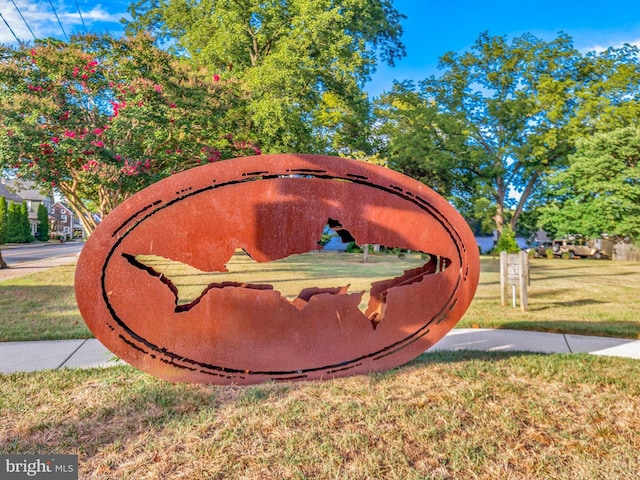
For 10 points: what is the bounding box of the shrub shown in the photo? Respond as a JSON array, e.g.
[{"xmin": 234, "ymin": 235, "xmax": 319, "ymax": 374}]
[{"xmin": 492, "ymin": 224, "xmax": 520, "ymax": 254}]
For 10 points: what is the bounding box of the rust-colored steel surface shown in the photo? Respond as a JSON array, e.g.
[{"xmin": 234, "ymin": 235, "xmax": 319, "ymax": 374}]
[{"xmin": 75, "ymin": 154, "xmax": 480, "ymax": 384}]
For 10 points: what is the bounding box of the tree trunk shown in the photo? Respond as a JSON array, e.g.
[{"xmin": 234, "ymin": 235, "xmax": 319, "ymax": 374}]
[
  {"xmin": 510, "ymin": 171, "xmax": 539, "ymax": 230},
  {"xmin": 0, "ymin": 250, "xmax": 7, "ymax": 269}
]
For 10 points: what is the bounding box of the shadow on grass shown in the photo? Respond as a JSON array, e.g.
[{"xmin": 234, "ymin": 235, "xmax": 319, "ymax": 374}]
[{"xmin": 528, "ymin": 298, "xmax": 608, "ymax": 309}]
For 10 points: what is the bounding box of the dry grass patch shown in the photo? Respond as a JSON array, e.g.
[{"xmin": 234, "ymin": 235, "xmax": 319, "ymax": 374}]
[{"xmin": 1, "ymin": 351, "xmax": 639, "ymax": 479}]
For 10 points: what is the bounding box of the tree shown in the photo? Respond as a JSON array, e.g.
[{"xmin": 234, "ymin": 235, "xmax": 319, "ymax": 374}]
[
  {"xmin": 125, "ymin": 0, "xmax": 406, "ymax": 154},
  {"xmin": 0, "ymin": 196, "xmax": 6, "ymax": 268},
  {"xmin": 373, "ymin": 81, "xmax": 483, "ymax": 217},
  {"xmin": 0, "ymin": 33, "xmax": 259, "ymax": 236},
  {"xmin": 538, "ymin": 127, "xmax": 640, "ymax": 241},
  {"xmin": 6, "ymin": 201, "xmax": 24, "ymax": 243},
  {"xmin": 36, "ymin": 203, "xmax": 49, "ymax": 241},
  {"xmin": 0, "ymin": 196, "xmax": 7, "ymax": 244},
  {"xmin": 375, "ymin": 32, "xmax": 640, "ymax": 236},
  {"xmin": 492, "ymin": 223, "xmax": 520, "ymax": 254},
  {"xmin": 20, "ymin": 201, "xmax": 33, "ymax": 243}
]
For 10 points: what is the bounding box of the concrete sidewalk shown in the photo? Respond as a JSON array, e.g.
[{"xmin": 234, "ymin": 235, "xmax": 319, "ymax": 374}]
[{"xmin": 1, "ymin": 328, "xmax": 639, "ymax": 374}]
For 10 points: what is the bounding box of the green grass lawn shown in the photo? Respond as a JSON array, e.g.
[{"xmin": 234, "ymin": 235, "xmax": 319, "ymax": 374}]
[
  {"xmin": 459, "ymin": 257, "xmax": 640, "ymax": 338},
  {"xmin": 1, "ymin": 252, "xmax": 639, "ymax": 341},
  {"xmin": 1, "ymin": 351, "xmax": 639, "ymax": 479}
]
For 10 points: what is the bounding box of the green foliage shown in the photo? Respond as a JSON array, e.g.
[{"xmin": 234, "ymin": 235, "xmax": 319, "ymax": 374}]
[
  {"xmin": 6, "ymin": 201, "xmax": 24, "ymax": 243},
  {"xmin": 493, "ymin": 224, "xmax": 520, "ymax": 254},
  {"xmin": 19, "ymin": 202, "xmax": 33, "ymax": 243},
  {"xmin": 345, "ymin": 242, "xmax": 363, "ymax": 253},
  {"xmin": 0, "ymin": 33, "xmax": 258, "ymax": 235},
  {"xmin": 538, "ymin": 127, "xmax": 640, "ymax": 241},
  {"xmin": 36, "ymin": 203, "xmax": 49, "ymax": 241},
  {"xmin": 373, "ymin": 82, "xmax": 482, "ymax": 214},
  {"xmin": 0, "ymin": 196, "xmax": 7, "ymax": 244},
  {"xmin": 374, "ymin": 32, "xmax": 640, "ymax": 234},
  {"xmin": 125, "ymin": 0, "xmax": 406, "ymax": 154}
]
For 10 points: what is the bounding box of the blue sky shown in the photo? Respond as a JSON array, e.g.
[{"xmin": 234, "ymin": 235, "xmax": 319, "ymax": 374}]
[{"xmin": 2, "ymin": 0, "xmax": 640, "ymax": 97}]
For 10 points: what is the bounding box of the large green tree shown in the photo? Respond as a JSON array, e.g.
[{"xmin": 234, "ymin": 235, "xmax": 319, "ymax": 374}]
[
  {"xmin": 538, "ymin": 127, "xmax": 640, "ymax": 241},
  {"xmin": 125, "ymin": 0, "xmax": 405, "ymax": 154},
  {"xmin": 373, "ymin": 81, "xmax": 483, "ymax": 219},
  {"xmin": 0, "ymin": 33, "xmax": 258, "ymax": 235},
  {"xmin": 375, "ymin": 32, "xmax": 640, "ymax": 235}
]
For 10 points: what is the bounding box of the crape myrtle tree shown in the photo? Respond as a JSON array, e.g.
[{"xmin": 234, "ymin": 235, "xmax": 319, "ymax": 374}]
[
  {"xmin": 538, "ymin": 127, "xmax": 640, "ymax": 241},
  {"xmin": 374, "ymin": 32, "xmax": 640, "ymax": 236},
  {"xmin": 124, "ymin": 0, "xmax": 406, "ymax": 155},
  {"xmin": 0, "ymin": 33, "xmax": 259, "ymax": 237}
]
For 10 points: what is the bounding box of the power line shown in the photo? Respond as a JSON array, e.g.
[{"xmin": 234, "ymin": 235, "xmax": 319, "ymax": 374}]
[
  {"xmin": 74, "ymin": 0, "xmax": 88, "ymax": 34},
  {"xmin": 47, "ymin": 0, "xmax": 69, "ymax": 41},
  {"xmin": 10, "ymin": 0, "xmax": 37, "ymax": 40},
  {"xmin": 0, "ymin": 11, "xmax": 21, "ymax": 43}
]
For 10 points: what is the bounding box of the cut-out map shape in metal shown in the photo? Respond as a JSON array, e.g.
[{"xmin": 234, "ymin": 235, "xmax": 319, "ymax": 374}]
[{"xmin": 75, "ymin": 154, "xmax": 480, "ymax": 384}]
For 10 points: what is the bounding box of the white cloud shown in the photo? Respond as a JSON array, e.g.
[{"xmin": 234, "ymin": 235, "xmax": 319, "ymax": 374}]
[
  {"xmin": 0, "ymin": 0, "xmax": 128, "ymax": 44},
  {"xmin": 579, "ymin": 38, "xmax": 640, "ymax": 54}
]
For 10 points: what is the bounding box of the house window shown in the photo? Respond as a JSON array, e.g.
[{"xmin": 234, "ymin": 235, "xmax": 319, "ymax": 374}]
[
  {"xmin": 63, "ymin": 227, "xmax": 70, "ymax": 234},
  {"xmin": 61, "ymin": 214, "xmax": 67, "ymax": 221}
]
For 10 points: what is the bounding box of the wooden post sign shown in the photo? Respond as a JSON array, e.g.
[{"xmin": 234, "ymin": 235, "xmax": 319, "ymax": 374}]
[{"xmin": 500, "ymin": 251, "xmax": 529, "ymax": 311}]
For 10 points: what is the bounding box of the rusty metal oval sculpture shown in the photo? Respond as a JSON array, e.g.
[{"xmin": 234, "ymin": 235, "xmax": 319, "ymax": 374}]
[{"xmin": 75, "ymin": 154, "xmax": 480, "ymax": 384}]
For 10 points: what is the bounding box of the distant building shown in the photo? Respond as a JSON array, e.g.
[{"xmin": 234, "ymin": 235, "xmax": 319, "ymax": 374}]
[
  {"xmin": 50, "ymin": 202, "xmax": 84, "ymax": 239},
  {"xmin": 0, "ymin": 178, "xmax": 54, "ymax": 238}
]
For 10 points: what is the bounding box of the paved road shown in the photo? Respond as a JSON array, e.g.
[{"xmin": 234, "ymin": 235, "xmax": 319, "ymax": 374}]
[{"xmin": 0, "ymin": 242, "xmax": 84, "ymax": 267}]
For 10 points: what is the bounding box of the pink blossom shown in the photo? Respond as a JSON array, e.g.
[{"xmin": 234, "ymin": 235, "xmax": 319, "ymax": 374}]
[
  {"xmin": 207, "ymin": 150, "xmax": 222, "ymax": 162},
  {"xmin": 93, "ymin": 128, "xmax": 103, "ymax": 135},
  {"xmin": 169, "ymin": 103, "xmax": 177, "ymax": 108},
  {"xmin": 72, "ymin": 67, "xmax": 80, "ymax": 77},
  {"xmin": 63, "ymin": 130, "xmax": 76, "ymax": 138},
  {"xmin": 111, "ymin": 100, "xmax": 126, "ymax": 117},
  {"xmin": 51, "ymin": 137, "xmax": 59, "ymax": 144},
  {"xmin": 91, "ymin": 140, "xmax": 104, "ymax": 148},
  {"xmin": 154, "ymin": 84, "xmax": 163, "ymax": 92},
  {"xmin": 213, "ymin": 74, "xmax": 220, "ymax": 82}
]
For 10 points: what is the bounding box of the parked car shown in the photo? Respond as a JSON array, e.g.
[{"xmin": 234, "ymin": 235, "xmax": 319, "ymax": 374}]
[
  {"xmin": 551, "ymin": 238, "xmax": 613, "ymax": 259},
  {"xmin": 526, "ymin": 241, "xmax": 553, "ymax": 258}
]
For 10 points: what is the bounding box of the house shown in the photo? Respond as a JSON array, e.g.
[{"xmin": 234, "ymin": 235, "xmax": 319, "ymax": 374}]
[
  {"xmin": 0, "ymin": 178, "xmax": 54, "ymax": 238},
  {"xmin": 49, "ymin": 202, "xmax": 84, "ymax": 239}
]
